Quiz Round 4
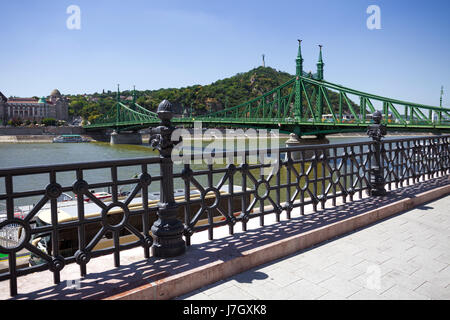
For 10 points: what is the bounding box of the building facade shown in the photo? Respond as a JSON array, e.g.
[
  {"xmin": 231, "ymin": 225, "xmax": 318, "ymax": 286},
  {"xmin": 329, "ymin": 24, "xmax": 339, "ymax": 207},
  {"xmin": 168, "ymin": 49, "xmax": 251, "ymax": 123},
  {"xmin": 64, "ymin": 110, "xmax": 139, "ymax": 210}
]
[
  {"xmin": 0, "ymin": 91, "xmax": 7, "ymax": 125},
  {"xmin": 0, "ymin": 89, "xmax": 69, "ymax": 125}
]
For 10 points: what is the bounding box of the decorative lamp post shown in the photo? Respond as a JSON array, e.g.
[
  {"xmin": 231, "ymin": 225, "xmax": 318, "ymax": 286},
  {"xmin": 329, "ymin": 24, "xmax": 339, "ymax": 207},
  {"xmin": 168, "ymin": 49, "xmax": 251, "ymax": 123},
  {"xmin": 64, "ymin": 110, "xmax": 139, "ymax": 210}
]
[
  {"xmin": 367, "ymin": 110, "xmax": 387, "ymax": 196},
  {"xmin": 149, "ymin": 100, "xmax": 186, "ymax": 257}
]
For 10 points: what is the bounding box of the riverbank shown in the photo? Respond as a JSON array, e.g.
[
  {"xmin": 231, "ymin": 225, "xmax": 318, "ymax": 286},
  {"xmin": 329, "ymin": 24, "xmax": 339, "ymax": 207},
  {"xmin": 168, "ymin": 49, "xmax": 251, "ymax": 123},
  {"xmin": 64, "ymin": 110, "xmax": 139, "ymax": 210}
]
[
  {"xmin": 0, "ymin": 126, "xmax": 84, "ymax": 136},
  {"xmin": 0, "ymin": 131, "xmax": 440, "ymax": 144},
  {"xmin": 0, "ymin": 126, "xmax": 87, "ymax": 143},
  {"xmin": 0, "ymin": 135, "xmax": 55, "ymax": 143},
  {"xmin": 0, "ymin": 135, "xmax": 94, "ymax": 143}
]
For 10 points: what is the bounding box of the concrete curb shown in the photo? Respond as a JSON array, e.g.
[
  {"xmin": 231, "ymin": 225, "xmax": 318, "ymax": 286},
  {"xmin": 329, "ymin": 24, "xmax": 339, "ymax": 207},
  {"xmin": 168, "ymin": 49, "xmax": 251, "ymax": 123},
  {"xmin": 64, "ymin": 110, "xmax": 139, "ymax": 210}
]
[{"xmin": 106, "ymin": 183, "xmax": 450, "ymax": 300}]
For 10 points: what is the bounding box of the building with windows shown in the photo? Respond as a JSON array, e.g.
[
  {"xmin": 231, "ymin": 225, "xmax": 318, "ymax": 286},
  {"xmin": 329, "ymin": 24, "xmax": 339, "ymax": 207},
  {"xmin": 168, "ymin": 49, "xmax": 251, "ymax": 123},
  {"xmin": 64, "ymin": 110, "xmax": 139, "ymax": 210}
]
[{"xmin": 0, "ymin": 89, "xmax": 69, "ymax": 125}]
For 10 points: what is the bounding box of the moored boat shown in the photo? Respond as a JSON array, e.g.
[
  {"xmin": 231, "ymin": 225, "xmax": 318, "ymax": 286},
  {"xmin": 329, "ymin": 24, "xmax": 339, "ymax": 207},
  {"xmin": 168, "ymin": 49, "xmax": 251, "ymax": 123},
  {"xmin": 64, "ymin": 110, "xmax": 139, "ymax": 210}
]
[{"xmin": 53, "ymin": 135, "xmax": 89, "ymax": 143}]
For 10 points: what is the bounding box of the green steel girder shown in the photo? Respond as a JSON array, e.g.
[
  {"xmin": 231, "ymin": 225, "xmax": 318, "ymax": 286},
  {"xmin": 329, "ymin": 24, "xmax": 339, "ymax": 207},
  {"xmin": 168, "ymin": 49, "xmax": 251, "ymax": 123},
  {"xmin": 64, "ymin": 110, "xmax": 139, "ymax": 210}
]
[
  {"xmin": 133, "ymin": 103, "xmax": 158, "ymax": 117},
  {"xmin": 84, "ymin": 48, "xmax": 450, "ymax": 136},
  {"xmin": 84, "ymin": 101, "xmax": 159, "ymax": 130}
]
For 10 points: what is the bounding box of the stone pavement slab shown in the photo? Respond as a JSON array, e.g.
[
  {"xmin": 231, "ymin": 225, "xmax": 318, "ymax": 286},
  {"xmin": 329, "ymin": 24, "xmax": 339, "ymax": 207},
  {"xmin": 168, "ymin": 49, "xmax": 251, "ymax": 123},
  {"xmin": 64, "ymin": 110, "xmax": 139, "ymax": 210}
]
[{"xmin": 177, "ymin": 193, "xmax": 450, "ymax": 300}]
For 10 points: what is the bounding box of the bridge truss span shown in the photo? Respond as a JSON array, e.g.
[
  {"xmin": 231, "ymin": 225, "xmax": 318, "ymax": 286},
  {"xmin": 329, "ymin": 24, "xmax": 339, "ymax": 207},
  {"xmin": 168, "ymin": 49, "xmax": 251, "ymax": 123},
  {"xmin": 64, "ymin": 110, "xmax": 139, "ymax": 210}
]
[{"xmin": 84, "ymin": 41, "xmax": 450, "ymax": 135}]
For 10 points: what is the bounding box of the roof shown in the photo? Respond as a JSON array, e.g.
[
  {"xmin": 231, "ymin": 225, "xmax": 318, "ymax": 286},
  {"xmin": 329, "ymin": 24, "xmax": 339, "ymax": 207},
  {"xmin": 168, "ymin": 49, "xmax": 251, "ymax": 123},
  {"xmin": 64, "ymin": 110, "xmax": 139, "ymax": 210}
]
[
  {"xmin": 7, "ymin": 98, "xmax": 40, "ymax": 104},
  {"xmin": 50, "ymin": 89, "xmax": 61, "ymax": 96},
  {"xmin": 0, "ymin": 91, "xmax": 7, "ymax": 103}
]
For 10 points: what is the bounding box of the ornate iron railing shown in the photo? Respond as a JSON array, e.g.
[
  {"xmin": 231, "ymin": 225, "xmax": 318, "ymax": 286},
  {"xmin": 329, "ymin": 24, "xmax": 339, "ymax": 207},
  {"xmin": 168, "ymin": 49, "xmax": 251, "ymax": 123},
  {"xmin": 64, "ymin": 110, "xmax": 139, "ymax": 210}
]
[
  {"xmin": 0, "ymin": 102, "xmax": 449, "ymax": 297},
  {"xmin": 0, "ymin": 157, "xmax": 161, "ymax": 296}
]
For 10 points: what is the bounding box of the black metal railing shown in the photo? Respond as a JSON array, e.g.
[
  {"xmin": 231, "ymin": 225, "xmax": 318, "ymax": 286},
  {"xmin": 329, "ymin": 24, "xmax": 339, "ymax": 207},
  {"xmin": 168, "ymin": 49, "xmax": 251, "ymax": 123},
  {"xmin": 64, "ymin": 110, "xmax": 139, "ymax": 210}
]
[{"xmin": 0, "ymin": 102, "xmax": 449, "ymax": 297}]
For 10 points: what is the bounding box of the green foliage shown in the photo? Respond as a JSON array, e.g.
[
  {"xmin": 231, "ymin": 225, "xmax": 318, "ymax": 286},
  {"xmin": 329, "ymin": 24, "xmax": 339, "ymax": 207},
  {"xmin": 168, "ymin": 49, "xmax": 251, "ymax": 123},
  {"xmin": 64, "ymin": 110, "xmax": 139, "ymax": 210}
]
[
  {"xmin": 68, "ymin": 97, "xmax": 115, "ymax": 121},
  {"xmin": 67, "ymin": 66, "xmax": 358, "ymax": 121},
  {"xmin": 42, "ymin": 118, "xmax": 57, "ymax": 126},
  {"xmin": 8, "ymin": 118, "xmax": 22, "ymax": 127},
  {"xmin": 88, "ymin": 114, "xmax": 101, "ymax": 123}
]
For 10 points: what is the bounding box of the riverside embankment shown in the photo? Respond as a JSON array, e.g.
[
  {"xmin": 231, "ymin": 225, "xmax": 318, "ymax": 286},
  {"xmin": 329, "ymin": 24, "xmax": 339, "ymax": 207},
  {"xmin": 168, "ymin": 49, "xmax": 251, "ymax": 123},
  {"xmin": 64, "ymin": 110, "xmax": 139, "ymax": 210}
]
[
  {"xmin": 0, "ymin": 125, "xmax": 439, "ymax": 144},
  {"xmin": 0, "ymin": 135, "xmax": 55, "ymax": 143},
  {"xmin": 0, "ymin": 126, "xmax": 87, "ymax": 143}
]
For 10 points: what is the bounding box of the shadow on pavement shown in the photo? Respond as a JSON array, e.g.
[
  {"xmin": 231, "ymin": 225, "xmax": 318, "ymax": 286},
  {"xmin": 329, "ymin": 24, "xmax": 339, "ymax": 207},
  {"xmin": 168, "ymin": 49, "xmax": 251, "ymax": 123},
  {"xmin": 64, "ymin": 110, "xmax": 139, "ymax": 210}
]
[{"xmin": 4, "ymin": 176, "xmax": 449, "ymax": 300}]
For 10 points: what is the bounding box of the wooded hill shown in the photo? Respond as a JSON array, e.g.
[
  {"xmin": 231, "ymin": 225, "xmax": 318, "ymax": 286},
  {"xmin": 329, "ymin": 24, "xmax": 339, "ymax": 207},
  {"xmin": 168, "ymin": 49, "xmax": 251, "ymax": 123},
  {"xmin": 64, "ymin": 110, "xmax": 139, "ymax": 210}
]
[{"xmin": 68, "ymin": 67, "xmax": 357, "ymax": 122}]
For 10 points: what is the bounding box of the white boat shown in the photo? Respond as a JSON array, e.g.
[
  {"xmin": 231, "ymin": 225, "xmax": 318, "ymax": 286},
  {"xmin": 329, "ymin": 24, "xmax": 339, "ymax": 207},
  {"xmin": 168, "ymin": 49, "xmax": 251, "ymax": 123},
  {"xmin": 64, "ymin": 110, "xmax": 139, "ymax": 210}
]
[
  {"xmin": 81, "ymin": 191, "xmax": 112, "ymax": 203},
  {"xmin": 53, "ymin": 135, "xmax": 89, "ymax": 143}
]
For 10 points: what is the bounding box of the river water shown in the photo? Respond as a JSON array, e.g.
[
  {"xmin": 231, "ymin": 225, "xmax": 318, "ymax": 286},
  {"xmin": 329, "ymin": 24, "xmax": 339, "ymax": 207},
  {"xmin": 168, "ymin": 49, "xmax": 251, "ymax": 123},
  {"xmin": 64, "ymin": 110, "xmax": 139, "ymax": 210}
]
[
  {"xmin": 0, "ymin": 134, "xmax": 432, "ymax": 257},
  {"xmin": 0, "ymin": 135, "xmax": 404, "ymax": 207},
  {"xmin": 0, "ymin": 136, "xmax": 372, "ymax": 167}
]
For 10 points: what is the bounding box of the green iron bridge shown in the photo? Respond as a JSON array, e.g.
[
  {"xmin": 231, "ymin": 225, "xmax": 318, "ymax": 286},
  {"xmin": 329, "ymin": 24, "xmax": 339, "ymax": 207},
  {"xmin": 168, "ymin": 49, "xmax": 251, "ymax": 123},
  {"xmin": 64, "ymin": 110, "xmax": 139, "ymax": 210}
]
[{"xmin": 84, "ymin": 41, "xmax": 450, "ymax": 136}]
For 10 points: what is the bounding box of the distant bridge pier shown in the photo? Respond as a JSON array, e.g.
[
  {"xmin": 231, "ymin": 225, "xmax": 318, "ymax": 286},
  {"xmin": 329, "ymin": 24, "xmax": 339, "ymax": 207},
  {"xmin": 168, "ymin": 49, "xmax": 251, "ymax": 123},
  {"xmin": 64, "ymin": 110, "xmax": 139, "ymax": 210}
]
[
  {"xmin": 110, "ymin": 130, "xmax": 143, "ymax": 145},
  {"xmin": 84, "ymin": 129, "xmax": 109, "ymax": 142},
  {"xmin": 285, "ymin": 133, "xmax": 329, "ymax": 160}
]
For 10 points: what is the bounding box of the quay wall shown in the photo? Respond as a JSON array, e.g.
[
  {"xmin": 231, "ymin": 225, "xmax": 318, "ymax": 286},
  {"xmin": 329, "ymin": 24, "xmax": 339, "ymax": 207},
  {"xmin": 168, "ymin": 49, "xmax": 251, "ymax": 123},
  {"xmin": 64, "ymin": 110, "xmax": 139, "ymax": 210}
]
[
  {"xmin": 0, "ymin": 135, "xmax": 54, "ymax": 143},
  {"xmin": 0, "ymin": 126, "xmax": 85, "ymax": 136}
]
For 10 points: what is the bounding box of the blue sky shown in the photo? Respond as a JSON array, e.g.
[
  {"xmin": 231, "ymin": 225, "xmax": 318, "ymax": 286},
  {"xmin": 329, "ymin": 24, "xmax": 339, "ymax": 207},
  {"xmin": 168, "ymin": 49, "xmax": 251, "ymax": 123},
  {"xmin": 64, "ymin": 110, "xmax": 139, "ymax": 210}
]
[{"xmin": 0, "ymin": 0, "xmax": 449, "ymax": 108}]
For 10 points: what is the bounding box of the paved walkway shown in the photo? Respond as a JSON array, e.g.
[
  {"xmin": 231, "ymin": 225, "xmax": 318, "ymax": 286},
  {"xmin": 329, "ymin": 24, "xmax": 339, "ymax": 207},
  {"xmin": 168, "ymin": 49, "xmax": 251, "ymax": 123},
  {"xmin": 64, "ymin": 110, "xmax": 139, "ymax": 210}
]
[{"xmin": 176, "ymin": 194, "xmax": 450, "ymax": 300}]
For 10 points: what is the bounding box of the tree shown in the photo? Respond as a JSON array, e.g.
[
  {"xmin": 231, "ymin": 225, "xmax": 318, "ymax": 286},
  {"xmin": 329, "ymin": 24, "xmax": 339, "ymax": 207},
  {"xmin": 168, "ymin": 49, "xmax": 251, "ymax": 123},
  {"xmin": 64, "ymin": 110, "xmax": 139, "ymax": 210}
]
[
  {"xmin": 42, "ymin": 118, "xmax": 57, "ymax": 126},
  {"xmin": 88, "ymin": 113, "xmax": 101, "ymax": 123},
  {"xmin": 61, "ymin": 66, "xmax": 359, "ymax": 120},
  {"xmin": 8, "ymin": 118, "xmax": 22, "ymax": 127}
]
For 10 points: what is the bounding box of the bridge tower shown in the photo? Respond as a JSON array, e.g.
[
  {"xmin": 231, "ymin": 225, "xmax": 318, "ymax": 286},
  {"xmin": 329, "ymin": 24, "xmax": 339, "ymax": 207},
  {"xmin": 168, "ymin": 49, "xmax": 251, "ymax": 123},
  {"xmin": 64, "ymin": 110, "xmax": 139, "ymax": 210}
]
[
  {"xmin": 288, "ymin": 41, "xmax": 329, "ymax": 155},
  {"xmin": 131, "ymin": 85, "xmax": 138, "ymax": 111},
  {"xmin": 316, "ymin": 45, "xmax": 324, "ymax": 120},
  {"xmin": 439, "ymin": 86, "xmax": 444, "ymax": 123},
  {"xmin": 317, "ymin": 45, "xmax": 324, "ymax": 81},
  {"xmin": 294, "ymin": 40, "xmax": 304, "ymax": 121},
  {"xmin": 110, "ymin": 84, "xmax": 143, "ymax": 145},
  {"xmin": 116, "ymin": 84, "xmax": 121, "ymax": 131}
]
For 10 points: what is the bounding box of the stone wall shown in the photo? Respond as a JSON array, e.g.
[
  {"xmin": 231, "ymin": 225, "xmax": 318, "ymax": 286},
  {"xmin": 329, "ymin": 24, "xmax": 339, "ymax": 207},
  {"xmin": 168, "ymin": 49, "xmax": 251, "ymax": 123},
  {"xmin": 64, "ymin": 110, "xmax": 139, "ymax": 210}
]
[
  {"xmin": 0, "ymin": 135, "xmax": 55, "ymax": 143},
  {"xmin": 0, "ymin": 126, "xmax": 85, "ymax": 136}
]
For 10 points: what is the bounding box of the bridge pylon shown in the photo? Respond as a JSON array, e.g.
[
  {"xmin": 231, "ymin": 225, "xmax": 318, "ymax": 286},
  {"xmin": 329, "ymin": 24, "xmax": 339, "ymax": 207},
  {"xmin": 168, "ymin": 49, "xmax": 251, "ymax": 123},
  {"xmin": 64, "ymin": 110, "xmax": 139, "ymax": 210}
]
[
  {"xmin": 317, "ymin": 45, "xmax": 324, "ymax": 81},
  {"xmin": 294, "ymin": 40, "xmax": 304, "ymax": 121},
  {"xmin": 315, "ymin": 45, "xmax": 325, "ymax": 121}
]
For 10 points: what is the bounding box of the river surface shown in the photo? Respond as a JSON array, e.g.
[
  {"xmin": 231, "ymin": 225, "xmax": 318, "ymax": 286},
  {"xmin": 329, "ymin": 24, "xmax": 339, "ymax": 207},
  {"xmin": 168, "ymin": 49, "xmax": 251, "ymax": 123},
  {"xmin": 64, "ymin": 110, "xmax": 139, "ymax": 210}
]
[
  {"xmin": 0, "ymin": 135, "xmax": 416, "ymax": 207},
  {"xmin": 0, "ymin": 136, "xmax": 372, "ymax": 167}
]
